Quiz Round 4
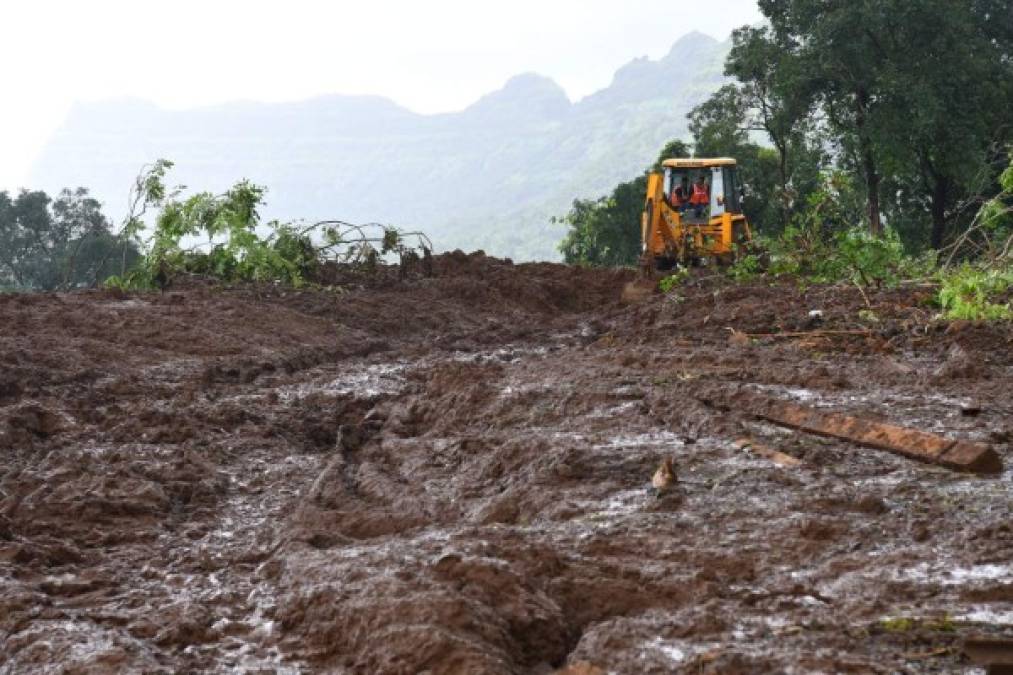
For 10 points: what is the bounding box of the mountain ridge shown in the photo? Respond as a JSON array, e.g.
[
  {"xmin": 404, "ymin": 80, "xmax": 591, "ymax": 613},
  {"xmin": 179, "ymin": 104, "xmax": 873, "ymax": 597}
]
[{"xmin": 31, "ymin": 32, "xmax": 730, "ymax": 260}]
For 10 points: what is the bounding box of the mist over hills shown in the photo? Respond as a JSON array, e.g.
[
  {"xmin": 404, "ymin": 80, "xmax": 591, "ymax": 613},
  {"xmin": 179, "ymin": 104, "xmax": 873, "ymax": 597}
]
[{"xmin": 31, "ymin": 31, "xmax": 728, "ymax": 261}]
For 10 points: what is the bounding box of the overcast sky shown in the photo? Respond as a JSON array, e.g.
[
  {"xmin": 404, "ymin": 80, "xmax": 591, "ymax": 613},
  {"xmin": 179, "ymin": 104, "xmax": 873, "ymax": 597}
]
[{"xmin": 0, "ymin": 0, "xmax": 762, "ymax": 192}]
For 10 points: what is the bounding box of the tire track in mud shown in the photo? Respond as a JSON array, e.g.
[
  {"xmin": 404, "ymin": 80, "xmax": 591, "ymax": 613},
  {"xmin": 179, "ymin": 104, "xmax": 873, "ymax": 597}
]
[
  {"xmin": 264, "ymin": 329, "xmax": 1012, "ymax": 673},
  {"xmin": 3, "ymin": 261, "xmax": 1012, "ymax": 673}
]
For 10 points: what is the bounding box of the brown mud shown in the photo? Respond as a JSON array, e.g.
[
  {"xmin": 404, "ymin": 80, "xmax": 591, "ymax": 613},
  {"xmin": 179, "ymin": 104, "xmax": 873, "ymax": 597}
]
[{"xmin": 1, "ymin": 251, "xmax": 1011, "ymax": 673}]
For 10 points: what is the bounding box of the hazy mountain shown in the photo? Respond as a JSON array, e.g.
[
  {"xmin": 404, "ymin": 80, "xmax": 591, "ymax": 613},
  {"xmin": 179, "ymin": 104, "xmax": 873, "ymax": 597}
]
[{"xmin": 31, "ymin": 31, "xmax": 728, "ymax": 261}]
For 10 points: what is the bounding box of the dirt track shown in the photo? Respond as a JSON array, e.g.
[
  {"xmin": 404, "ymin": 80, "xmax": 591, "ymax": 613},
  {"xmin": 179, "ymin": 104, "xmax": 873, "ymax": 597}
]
[{"xmin": 1, "ymin": 252, "xmax": 1011, "ymax": 674}]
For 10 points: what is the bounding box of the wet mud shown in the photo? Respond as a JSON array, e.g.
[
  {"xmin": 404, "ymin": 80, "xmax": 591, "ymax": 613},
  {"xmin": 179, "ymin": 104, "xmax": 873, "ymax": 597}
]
[{"xmin": 1, "ymin": 252, "xmax": 1010, "ymax": 673}]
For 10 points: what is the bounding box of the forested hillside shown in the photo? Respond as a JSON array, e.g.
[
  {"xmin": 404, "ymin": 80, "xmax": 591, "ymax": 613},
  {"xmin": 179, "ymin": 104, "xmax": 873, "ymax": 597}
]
[
  {"xmin": 31, "ymin": 32, "xmax": 727, "ymax": 261},
  {"xmin": 559, "ymin": 0, "xmax": 1013, "ymax": 271}
]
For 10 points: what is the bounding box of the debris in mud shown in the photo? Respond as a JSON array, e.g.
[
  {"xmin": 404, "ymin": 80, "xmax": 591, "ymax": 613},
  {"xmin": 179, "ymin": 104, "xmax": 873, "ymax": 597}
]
[
  {"xmin": 933, "ymin": 343, "xmax": 983, "ymax": 381},
  {"xmin": 733, "ymin": 437, "xmax": 801, "ymax": 467},
  {"xmin": 963, "ymin": 635, "xmax": 1013, "ymax": 673},
  {"xmin": 6, "ymin": 403, "xmax": 64, "ymax": 439},
  {"xmin": 651, "ymin": 457, "xmax": 677, "ymax": 495},
  {"xmin": 1, "ymin": 256, "xmax": 1011, "ymax": 673},
  {"xmin": 725, "ymin": 390, "xmax": 1003, "ymax": 474}
]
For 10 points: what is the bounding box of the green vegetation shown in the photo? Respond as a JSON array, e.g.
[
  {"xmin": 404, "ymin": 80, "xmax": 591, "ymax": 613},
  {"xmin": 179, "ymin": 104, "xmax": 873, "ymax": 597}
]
[
  {"xmin": 560, "ymin": 1, "xmax": 1011, "ymax": 263},
  {"xmin": 658, "ymin": 268, "xmax": 690, "ymax": 293},
  {"xmin": 878, "ymin": 615, "xmax": 956, "ymax": 633},
  {"xmin": 748, "ymin": 169, "xmax": 938, "ymax": 291},
  {"xmin": 938, "ymin": 266, "xmax": 1012, "ymax": 320},
  {"xmin": 556, "ymin": 176, "xmax": 648, "ymax": 268},
  {"xmin": 0, "ymin": 187, "xmax": 139, "ymax": 291},
  {"xmin": 105, "ymin": 161, "xmax": 430, "ymax": 290},
  {"xmin": 106, "ymin": 161, "xmax": 311, "ymax": 288},
  {"xmin": 558, "ymin": 1, "xmax": 1013, "ymax": 322},
  {"xmin": 689, "ymin": 0, "xmax": 1013, "ymax": 246}
]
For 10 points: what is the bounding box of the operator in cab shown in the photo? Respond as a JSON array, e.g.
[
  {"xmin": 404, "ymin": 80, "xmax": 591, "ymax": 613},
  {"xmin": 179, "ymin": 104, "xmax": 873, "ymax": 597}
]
[
  {"xmin": 690, "ymin": 174, "xmax": 710, "ymax": 219},
  {"xmin": 671, "ymin": 176, "xmax": 691, "ymax": 213}
]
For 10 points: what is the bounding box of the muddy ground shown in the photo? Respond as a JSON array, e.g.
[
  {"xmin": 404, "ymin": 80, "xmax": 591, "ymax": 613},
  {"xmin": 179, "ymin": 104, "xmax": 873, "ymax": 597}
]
[{"xmin": 1, "ymin": 251, "xmax": 1011, "ymax": 674}]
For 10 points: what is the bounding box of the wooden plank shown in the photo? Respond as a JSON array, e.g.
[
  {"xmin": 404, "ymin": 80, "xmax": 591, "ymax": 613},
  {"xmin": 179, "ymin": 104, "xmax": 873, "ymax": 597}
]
[
  {"xmin": 964, "ymin": 636, "xmax": 1013, "ymax": 673},
  {"xmin": 734, "ymin": 392, "xmax": 1002, "ymax": 475},
  {"xmin": 733, "ymin": 437, "xmax": 801, "ymax": 467},
  {"xmin": 744, "ymin": 329, "xmax": 871, "ymax": 339}
]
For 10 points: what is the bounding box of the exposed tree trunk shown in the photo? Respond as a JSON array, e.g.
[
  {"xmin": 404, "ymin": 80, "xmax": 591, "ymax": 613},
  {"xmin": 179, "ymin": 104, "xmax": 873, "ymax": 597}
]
[
  {"xmin": 855, "ymin": 89, "xmax": 882, "ymax": 236},
  {"xmin": 776, "ymin": 138, "xmax": 790, "ymax": 226},
  {"xmin": 930, "ymin": 174, "xmax": 950, "ymax": 250},
  {"xmin": 861, "ymin": 144, "xmax": 882, "ymax": 236}
]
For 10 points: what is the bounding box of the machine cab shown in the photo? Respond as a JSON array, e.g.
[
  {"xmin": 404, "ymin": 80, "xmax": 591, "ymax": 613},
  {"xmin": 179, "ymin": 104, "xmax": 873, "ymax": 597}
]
[{"xmin": 661, "ymin": 158, "xmax": 743, "ymax": 222}]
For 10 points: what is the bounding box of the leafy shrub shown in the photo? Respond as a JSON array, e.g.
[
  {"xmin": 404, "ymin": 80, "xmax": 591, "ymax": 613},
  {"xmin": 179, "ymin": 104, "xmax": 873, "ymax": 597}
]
[
  {"xmin": 727, "ymin": 246, "xmax": 761, "ymax": 282},
  {"xmin": 766, "ymin": 223, "xmax": 918, "ymax": 287},
  {"xmin": 937, "ymin": 265, "xmax": 1013, "ymax": 320},
  {"xmin": 106, "ymin": 163, "xmax": 325, "ymax": 289},
  {"xmin": 978, "ymin": 156, "xmax": 1013, "ymax": 242},
  {"xmin": 761, "ymin": 172, "xmax": 932, "ymax": 288},
  {"xmin": 658, "ymin": 268, "xmax": 690, "ymax": 292}
]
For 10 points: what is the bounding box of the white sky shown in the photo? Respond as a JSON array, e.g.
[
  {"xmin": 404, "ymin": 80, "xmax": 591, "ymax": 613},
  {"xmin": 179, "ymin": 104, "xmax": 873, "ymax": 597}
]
[{"xmin": 0, "ymin": 0, "xmax": 762, "ymax": 192}]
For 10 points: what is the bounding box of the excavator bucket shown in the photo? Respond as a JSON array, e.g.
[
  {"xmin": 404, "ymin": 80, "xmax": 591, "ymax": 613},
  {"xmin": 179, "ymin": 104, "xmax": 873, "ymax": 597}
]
[
  {"xmin": 621, "ymin": 251, "xmax": 658, "ymax": 303},
  {"xmin": 621, "ymin": 278, "xmax": 655, "ymax": 303}
]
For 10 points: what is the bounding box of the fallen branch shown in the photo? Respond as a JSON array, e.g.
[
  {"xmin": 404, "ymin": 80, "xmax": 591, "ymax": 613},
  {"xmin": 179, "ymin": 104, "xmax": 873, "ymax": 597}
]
[
  {"xmin": 734, "ymin": 392, "xmax": 1003, "ymax": 475},
  {"xmin": 744, "ymin": 329, "xmax": 872, "ymax": 339},
  {"xmin": 963, "ymin": 636, "xmax": 1013, "ymax": 670}
]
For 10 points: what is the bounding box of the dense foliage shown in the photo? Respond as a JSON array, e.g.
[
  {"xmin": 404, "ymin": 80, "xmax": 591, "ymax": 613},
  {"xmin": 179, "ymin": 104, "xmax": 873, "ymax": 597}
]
[
  {"xmin": 0, "ymin": 188, "xmax": 138, "ymax": 290},
  {"xmin": 726, "ymin": 156, "xmax": 1013, "ymax": 320},
  {"xmin": 690, "ymin": 0, "xmax": 1013, "ymax": 247},
  {"xmin": 938, "ymin": 266, "xmax": 1012, "ymax": 320}
]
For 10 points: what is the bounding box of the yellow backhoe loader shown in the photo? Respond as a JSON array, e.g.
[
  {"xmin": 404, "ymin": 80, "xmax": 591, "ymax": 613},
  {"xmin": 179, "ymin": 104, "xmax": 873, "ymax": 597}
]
[{"xmin": 640, "ymin": 158, "xmax": 752, "ymax": 271}]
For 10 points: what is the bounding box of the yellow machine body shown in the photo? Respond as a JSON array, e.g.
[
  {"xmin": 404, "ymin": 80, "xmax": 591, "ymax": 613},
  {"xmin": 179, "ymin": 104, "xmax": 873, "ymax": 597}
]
[{"xmin": 641, "ymin": 157, "xmax": 752, "ymax": 269}]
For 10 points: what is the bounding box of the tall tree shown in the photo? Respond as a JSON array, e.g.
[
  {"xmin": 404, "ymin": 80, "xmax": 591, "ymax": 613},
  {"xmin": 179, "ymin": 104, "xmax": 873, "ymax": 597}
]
[
  {"xmin": 0, "ymin": 190, "xmax": 54, "ymax": 288},
  {"xmin": 760, "ymin": 0, "xmax": 895, "ymax": 236},
  {"xmin": 725, "ymin": 25, "xmax": 820, "ymax": 224},
  {"xmin": 873, "ymin": 0, "xmax": 1013, "ymax": 249},
  {"xmin": 758, "ymin": 0, "xmax": 1013, "ymax": 244}
]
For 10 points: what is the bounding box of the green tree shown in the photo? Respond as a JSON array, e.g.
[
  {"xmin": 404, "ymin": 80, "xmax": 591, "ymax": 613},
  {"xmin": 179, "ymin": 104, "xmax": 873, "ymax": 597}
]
[
  {"xmin": 0, "ymin": 190, "xmax": 53, "ymax": 288},
  {"xmin": 55, "ymin": 188, "xmax": 141, "ymax": 287},
  {"xmin": 724, "ymin": 25, "xmax": 825, "ymax": 225},
  {"xmin": 687, "ymin": 92, "xmax": 783, "ymax": 233},
  {"xmin": 0, "ymin": 187, "xmax": 133, "ymax": 290},
  {"xmin": 874, "ymin": 0, "xmax": 1012, "ymax": 250},
  {"xmin": 759, "ymin": 0, "xmax": 895, "ymax": 236},
  {"xmin": 757, "ymin": 0, "xmax": 1013, "ymax": 245}
]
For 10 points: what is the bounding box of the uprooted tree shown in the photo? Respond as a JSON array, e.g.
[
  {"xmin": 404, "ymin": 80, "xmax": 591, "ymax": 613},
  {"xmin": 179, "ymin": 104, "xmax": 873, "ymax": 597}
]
[{"xmin": 104, "ymin": 160, "xmax": 433, "ymax": 290}]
